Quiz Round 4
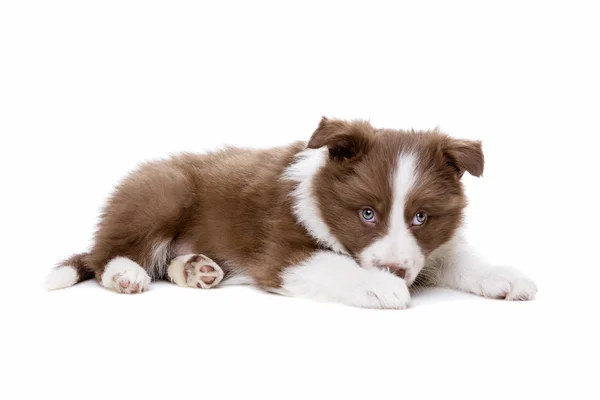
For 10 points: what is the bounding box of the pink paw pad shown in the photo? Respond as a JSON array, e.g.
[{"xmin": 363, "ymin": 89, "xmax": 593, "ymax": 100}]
[
  {"xmin": 112, "ymin": 274, "xmax": 145, "ymax": 294},
  {"xmin": 183, "ymin": 255, "xmax": 224, "ymax": 289}
]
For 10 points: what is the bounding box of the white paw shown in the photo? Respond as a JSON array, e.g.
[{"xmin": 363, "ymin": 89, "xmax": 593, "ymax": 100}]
[
  {"xmin": 101, "ymin": 257, "xmax": 151, "ymax": 294},
  {"xmin": 167, "ymin": 254, "xmax": 224, "ymax": 289},
  {"xmin": 353, "ymin": 271, "xmax": 411, "ymax": 309},
  {"xmin": 479, "ymin": 267, "xmax": 537, "ymax": 301},
  {"xmin": 277, "ymin": 252, "xmax": 411, "ymax": 309}
]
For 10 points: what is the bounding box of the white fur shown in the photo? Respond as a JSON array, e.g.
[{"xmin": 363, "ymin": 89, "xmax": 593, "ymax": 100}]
[
  {"xmin": 274, "ymin": 251, "xmax": 410, "ymax": 309},
  {"xmin": 43, "ymin": 265, "xmax": 78, "ymax": 290},
  {"xmin": 424, "ymin": 235, "xmax": 538, "ymax": 300},
  {"xmin": 283, "ymin": 148, "xmax": 349, "ymax": 255},
  {"xmin": 150, "ymin": 240, "xmax": 170, "ymax": 279},
  {"xmin": 166, "ymin": 254, "xmax": 193, "ymax": 286},
  {"xmin": 359, "ymin": 152, "xmax": 425, "ymax": 284},
  {"xmin": 101, "ymin": 257, "xmax": 151, "ymax": 294}
]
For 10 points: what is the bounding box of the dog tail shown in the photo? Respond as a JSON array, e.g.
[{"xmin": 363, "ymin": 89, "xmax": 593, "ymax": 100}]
[{"xmin": 43, "ymin": 253, "xmax": 95, "ymax": 290}]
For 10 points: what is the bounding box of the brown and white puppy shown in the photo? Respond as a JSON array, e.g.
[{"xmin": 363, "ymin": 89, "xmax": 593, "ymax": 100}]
[{"xmin": 44, "ymin": 117, "xmax": 537, "ymax": 309}]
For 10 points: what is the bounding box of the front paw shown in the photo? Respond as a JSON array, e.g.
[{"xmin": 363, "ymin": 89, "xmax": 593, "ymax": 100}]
[
  {"xmin": 353, "ymin": 272, "xmax": 411, "ymax": 309},
  {"xmin": 479, "ymin": 267, "xmax": 537, "ymax": 301}
]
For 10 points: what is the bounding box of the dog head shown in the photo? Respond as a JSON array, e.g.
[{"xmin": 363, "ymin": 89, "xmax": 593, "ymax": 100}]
[{"xmin": 287, "ymin": 117, "xmax": 484, "ymax": 285}]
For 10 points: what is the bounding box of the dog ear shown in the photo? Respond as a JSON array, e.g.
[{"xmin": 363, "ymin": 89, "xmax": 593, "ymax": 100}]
[
  {"xmin": 307, "ymin": 117, "xmax": 373, "ymax": 161},
  {"xmin": 444, "ymin": 138, "xmax": 484, "ymax": 178}
]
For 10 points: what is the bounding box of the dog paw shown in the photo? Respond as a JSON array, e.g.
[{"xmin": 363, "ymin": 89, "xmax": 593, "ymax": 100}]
[
  {"xmin": 354, "ymin": 271, "xmax": 411, "ymax": 309},
  {"xmin": 167, "ymin": 254, "xmax": 224, "ymax": 289},
  {"xmin": 479, "ymin": 267, "xmax": 537, "ymax": 301},
  {"xmin": 184, "ymin": 255, "xmax": 224, "ymax": 289},
  {"xmin": 101, "ymin": 257, "xmax": 151, "ymax": 294}
]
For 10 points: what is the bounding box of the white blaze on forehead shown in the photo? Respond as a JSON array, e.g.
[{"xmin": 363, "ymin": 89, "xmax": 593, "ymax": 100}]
[
  {"xmin": 283, "ymin": 148, "xmax": 349, "ymax": 255},
  {"xmin": 389, "ymin": 152, "xmax": 418, "ymax": 237},
  {"xmin": 359, "ymin": 151, "xmax": 425, "ymax": 283}
]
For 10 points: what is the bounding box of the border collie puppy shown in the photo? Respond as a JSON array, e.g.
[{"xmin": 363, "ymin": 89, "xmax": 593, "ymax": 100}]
[{"xmin": 44, "ymin": 117, "xmax": 537, "ymax": 309}]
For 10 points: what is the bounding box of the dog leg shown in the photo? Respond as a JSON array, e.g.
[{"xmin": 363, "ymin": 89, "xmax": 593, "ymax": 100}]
[
  {"xmin": 424, "ymin": 235, "xmax": 538, "ymax": 301},
  {"xmin": 273, "ymin": 251, "xmax": 411, "ymax": 309}
]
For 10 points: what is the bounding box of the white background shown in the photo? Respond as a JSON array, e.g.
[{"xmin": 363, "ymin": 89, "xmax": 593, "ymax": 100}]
[{"xmin": 1, "ymin": 1, "xmax": 599, "ymax": 399}]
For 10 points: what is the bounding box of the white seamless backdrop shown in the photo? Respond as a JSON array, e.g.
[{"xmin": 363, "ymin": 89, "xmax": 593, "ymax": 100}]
[{"xmin": 1, "ymin": 1, "xmax": 598, "ymax": 400}]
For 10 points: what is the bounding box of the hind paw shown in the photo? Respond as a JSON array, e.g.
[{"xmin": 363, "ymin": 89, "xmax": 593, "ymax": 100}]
[
  {"xmin": 167, "ymin": 254, "xmax": 224, "ymax": 289},
  {"xmin": 101, "ymin": 257, "xmax": 151, "ymax": 294}
]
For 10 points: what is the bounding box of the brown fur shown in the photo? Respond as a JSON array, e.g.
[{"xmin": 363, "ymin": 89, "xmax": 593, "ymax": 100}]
[
  {"xmin": 58, "ymin": 117, "xmax": 483, "ymax": 291},
  {"xmin": 310, "ymin": 119, "xmax": 483, "ymax": 262}
]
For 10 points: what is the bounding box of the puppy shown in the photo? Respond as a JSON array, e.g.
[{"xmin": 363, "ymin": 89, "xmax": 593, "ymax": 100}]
[{"xmin": 44, "ymin": 117, "xmax": 537, "ymax": 309}]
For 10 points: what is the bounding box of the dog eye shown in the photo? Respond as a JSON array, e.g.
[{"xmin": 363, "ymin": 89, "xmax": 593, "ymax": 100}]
[
  {"xmin": 413, "ymin": 212, "xmax": 428, "ymax": 226},
  {"xmin": 360, "ymin": 208, "xmax": 376, "ymax": 223}
]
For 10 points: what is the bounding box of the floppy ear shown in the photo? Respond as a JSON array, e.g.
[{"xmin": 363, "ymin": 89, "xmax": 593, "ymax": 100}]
[
  {"xmin": 307, "ymin": 117, "xmax": 373, "ymax": 161},
  {"xmin": 444, "ymin": 138, "xmax": 485, "ymax": 177}
]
